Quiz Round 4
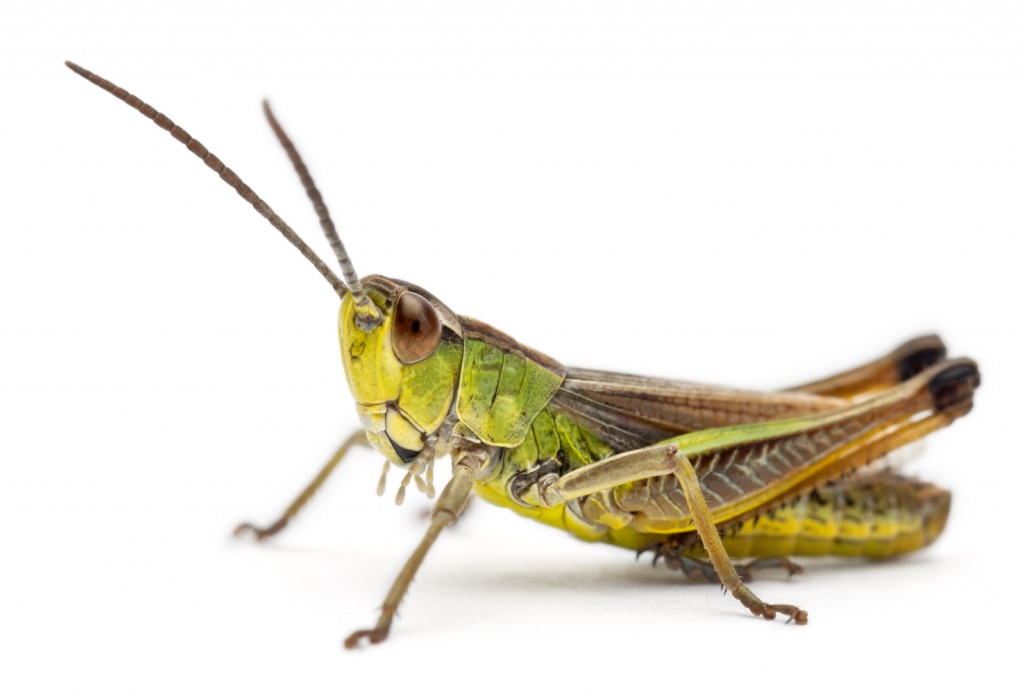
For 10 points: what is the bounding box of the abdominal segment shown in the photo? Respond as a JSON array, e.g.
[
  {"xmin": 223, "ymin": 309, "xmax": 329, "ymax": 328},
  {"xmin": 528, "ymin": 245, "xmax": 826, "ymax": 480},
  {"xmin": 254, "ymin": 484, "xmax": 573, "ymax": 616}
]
[{"xmin": 695, "ymin": 471, "xmax": 951, "ymax": 559}]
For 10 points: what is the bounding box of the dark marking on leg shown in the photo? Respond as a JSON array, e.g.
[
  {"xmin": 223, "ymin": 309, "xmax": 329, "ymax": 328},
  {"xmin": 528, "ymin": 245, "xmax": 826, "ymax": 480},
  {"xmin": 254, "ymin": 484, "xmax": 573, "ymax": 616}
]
[
  {"xmin": 897, "ymin": 336, "xmax": 947, "ymax": 381},
  {"xmin": 927, "ymin": 359, "xmax": 980, "ymax": 412}
]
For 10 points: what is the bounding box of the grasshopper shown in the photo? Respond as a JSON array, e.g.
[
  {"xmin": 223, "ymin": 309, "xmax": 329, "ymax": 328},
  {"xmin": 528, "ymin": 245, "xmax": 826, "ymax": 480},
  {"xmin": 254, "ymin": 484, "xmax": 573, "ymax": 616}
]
[{"xmin": 67, "ymin": 62, "xmax": 980, "ymax": 648}]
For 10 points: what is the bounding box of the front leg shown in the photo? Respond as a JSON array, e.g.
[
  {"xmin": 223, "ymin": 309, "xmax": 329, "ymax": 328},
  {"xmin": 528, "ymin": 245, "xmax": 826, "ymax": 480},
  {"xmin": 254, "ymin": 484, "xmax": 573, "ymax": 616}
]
[
  {"xmin": 344, "ymin": 441, "xmax": 490, "ymax": 648},
  {"xmin": 234, "ymin": 430, "xmax": 369, "ymax": 541}
]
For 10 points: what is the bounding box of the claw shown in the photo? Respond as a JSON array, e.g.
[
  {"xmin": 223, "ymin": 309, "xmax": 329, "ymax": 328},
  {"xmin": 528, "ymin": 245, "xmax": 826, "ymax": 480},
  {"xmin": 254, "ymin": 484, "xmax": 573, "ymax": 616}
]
[
  {"xmin": 771, "ymin": 605, "xmax": 809, "ymax": 625},
  {"xmin": 233, "ymin": 521, "xmax": 285, "ymax": 542},
  {"xmin": 344, "ymin": 627, "xmax": 389, "ymax": 649}
]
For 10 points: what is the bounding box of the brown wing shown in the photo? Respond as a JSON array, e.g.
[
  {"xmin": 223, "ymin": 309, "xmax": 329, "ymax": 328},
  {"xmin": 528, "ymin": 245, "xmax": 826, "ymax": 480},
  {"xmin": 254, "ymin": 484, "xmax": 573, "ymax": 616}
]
[
  {"xmin": 549, "ymin": 336, "xmax": 950, "ymax": 454},
  {"xmin": 549, "ymin": 367, "xmax": 845, "ymax": 453}
]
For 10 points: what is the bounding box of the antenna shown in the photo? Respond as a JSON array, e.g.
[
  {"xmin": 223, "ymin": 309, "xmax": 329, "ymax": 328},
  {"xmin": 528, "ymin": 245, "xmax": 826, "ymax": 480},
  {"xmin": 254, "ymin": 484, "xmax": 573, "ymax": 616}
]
[
  {"xmin": 262, "ymin": 101, "xmax": 381, "ymax": 326},
  {"xmin": 65, "ymin": 61, "xmax": 348, "ymax": 299}
]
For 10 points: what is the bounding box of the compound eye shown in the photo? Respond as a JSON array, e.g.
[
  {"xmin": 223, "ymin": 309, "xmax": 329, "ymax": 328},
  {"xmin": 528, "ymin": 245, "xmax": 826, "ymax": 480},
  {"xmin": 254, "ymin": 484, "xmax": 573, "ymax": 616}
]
[{"xmin": 392, "ymin": 292, "xmax": 442, "ymax": 364}]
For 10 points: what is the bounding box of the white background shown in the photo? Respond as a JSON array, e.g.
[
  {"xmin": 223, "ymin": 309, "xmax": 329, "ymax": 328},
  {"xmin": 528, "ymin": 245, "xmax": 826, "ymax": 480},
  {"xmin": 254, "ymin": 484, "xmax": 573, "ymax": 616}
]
[{"xmin": 2, "ymin": 1, "xmax": 1021, "ymax": 694}]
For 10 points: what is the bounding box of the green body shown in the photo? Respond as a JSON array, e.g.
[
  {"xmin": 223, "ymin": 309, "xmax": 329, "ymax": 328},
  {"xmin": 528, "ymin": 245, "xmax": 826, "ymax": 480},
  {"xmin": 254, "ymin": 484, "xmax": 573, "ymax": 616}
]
[{"xmin": 340, "ymin": 278, "xmax": 950, "ymax": 560}]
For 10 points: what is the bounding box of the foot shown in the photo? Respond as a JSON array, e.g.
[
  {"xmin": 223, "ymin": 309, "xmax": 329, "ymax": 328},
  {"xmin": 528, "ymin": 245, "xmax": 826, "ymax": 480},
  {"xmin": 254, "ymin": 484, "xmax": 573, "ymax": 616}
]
[
  {"xmin": 735, "ymin": 557, "xmax": 804, "ymax": 581},
  {"xmin": 232, "ymin": 519, "xmax": 287, "ymax": 542},
  {"xmin": 641, "ymin": 540, "xmax": 803, "ymax": 583},
  {"xmin": 344, "ymin": 626, "xmax": 390, "ymax": 649}
]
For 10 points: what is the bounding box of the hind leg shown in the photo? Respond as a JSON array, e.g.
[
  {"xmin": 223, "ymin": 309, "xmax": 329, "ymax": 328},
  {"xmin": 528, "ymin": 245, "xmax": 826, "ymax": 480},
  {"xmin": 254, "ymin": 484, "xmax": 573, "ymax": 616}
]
[
  {"xmin": 643, "ymin": 540, "xmax": 804, "ymax": 582},
  {"xmin": 786, "ymin": 335, "xmax": 947, "ymax": 399}
]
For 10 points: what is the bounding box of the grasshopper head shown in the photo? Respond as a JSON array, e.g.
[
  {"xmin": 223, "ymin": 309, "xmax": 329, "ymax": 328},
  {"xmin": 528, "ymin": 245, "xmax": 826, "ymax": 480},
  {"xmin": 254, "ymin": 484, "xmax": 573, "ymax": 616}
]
[
  {"xmin": 63, "ymin": 62, "xmax": 464, "ymax": 492},
  {"xmin": 339, "ymin": 275, "xmax": 464, "ymax": 467}
]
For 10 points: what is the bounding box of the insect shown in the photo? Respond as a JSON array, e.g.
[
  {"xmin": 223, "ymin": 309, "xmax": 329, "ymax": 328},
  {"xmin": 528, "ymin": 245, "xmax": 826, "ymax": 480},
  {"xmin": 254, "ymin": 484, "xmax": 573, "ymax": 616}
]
[{"xmin": 66, "ymin": 61, "xmax": 980, "ymax": 648}]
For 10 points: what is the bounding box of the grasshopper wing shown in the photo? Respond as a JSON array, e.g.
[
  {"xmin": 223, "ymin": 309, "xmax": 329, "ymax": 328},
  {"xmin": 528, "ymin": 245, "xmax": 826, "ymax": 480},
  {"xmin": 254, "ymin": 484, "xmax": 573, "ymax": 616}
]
[{"xmin": 550, "ymin": 335, "xmax": 949, "ymax": 452}]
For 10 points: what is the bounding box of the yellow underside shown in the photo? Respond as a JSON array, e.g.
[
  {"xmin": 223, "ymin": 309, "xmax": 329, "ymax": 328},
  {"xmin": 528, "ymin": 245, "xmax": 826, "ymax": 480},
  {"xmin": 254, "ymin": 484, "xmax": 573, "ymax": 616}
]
[{"xmin": 472, "ymin": 479, "xmax": 946, "ymax": 558}]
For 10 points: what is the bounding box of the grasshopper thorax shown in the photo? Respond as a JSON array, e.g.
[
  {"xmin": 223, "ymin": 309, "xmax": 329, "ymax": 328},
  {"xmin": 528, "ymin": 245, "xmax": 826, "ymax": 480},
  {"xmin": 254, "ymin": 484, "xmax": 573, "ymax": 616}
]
[{"xmin": 339, "ymin": 275, "xmax": 464, "ymax": 467}]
